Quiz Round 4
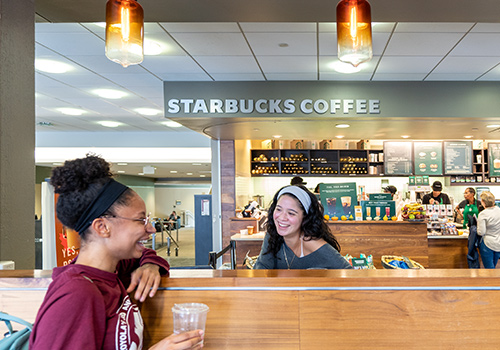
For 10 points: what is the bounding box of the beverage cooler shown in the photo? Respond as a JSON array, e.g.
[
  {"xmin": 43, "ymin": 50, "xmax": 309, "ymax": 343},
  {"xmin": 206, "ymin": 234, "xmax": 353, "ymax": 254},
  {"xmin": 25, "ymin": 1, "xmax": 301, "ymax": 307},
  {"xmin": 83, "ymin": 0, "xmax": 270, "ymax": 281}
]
[{"xmin": 194, "ymin": 194, "xmax": 213, "ymax": 266}]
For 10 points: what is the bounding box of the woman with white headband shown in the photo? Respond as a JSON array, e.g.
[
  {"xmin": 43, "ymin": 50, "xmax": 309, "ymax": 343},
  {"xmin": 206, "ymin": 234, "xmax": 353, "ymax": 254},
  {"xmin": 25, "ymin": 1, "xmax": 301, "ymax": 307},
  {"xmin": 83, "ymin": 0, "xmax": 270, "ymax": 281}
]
[{"xmin": 254, "ymin": 185, "xmax": 352, "ymax": 269}]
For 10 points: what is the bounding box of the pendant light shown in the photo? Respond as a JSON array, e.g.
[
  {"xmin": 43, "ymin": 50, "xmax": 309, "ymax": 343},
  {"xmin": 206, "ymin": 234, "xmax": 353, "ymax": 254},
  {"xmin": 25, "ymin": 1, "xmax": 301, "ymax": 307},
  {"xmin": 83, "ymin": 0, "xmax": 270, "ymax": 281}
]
[
  {"xmin": 336, "ymin": 0, "xmax": 372, "ymax": 67},
  {"xmin": 105, "ymin": 0, "xmax": 144, "ymax": 68}
]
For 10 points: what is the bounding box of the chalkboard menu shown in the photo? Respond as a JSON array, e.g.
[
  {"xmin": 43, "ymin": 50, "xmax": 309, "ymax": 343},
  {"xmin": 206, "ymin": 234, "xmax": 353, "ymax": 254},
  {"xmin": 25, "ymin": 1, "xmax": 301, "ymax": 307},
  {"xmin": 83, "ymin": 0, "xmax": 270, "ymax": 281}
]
[
  {"xmin": 413, "ymin": 142, "xmax": 443, "ymax": 175},
  {"xmin": 489, "ymin": 143, "xmax": 500, "ymax": 176},
  {"xmin": 384, "ymin": 142, "xmax": 413, "ymax": 175},
  {"xmin": 444, "ymin": 141, "xmax": 472, "ymax": 175}
]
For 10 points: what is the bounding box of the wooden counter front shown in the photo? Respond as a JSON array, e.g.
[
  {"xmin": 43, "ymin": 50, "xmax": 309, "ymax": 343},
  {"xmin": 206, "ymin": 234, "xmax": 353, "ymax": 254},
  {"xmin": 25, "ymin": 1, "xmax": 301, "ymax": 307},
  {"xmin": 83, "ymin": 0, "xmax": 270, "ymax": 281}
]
[
  {"xmin": 328, "ymin": 221, "xmax": 428, "ymax": 268},
  {"xmin": 3, "ymin": 269, "xmax": 500, "ymax": 349}
]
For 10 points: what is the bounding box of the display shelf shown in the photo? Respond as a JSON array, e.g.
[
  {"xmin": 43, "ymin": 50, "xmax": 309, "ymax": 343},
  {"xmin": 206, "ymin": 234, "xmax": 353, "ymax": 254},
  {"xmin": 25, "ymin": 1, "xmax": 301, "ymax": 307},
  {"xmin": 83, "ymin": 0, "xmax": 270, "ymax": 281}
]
[
  {"xmin": 250, "ymin": 148, "xmax": 381, "ymax": 178},
  {"xmin": 450, "ymin": 148, "xmax": 500, "ymax": 185}
]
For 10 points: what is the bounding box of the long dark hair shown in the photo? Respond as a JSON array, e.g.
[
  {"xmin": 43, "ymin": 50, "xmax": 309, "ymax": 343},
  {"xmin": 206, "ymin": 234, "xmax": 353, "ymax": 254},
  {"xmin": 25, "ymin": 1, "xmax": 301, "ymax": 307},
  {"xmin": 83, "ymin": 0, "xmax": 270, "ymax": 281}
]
[
  {"xmin": 264, "ymin": 184, "xmax": 341, "ymax": 257},
  {"xmin": 50, "ymin": 154, "xmax": 134, "ymax": 240}
]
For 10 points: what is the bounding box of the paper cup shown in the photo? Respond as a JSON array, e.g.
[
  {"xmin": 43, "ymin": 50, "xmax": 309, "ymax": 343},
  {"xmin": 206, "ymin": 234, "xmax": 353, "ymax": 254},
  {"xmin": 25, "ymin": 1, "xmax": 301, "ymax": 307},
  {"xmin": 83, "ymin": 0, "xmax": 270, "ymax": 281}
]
[
  {"xmin": 247, "ymin": 226, "xmax": 254, "ymax": 234},
  {"xmin": 240, "ymin": 229, "xmax": 248, "ymax": 235}
]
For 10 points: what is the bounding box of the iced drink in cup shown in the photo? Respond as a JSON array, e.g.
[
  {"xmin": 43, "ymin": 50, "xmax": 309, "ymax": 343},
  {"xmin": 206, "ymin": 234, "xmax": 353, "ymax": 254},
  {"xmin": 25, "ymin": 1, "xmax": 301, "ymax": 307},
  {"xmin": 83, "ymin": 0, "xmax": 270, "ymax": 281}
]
[
  {"xmin": 172, "ymin": 303, "xmax": 209, "ymax": 345},
  {"xmin": 341, "ymin": 196, "xmax": 351, "ymax": 215},
  {"xmin": 326, "ymin": 197, "xmax": 337, "ymax": 217}
]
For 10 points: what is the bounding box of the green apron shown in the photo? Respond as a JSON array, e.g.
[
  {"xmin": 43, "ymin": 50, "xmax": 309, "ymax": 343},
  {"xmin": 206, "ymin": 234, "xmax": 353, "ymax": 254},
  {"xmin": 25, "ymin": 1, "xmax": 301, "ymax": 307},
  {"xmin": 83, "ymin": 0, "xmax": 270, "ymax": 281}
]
[{"xmin": 463, "ymin": 202, "xmax": 479, "ymax": 228}]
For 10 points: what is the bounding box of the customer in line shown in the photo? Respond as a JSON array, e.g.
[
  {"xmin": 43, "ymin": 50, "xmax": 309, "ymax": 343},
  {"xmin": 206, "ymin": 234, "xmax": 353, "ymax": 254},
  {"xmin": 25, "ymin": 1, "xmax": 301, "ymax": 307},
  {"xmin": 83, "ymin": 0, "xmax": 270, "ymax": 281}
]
[
  {"xmin": 30, "ymin": 155, "xmax": 203, "ymax": 350},
  {"xmin": 455, "ymin": 187, "xmax": 484, "ymax": 228},
  {"xmin": 422, "ymin": 181, "xmax": 451, "ymax": 205},
  {"xmin": 477, "ymin": 191, "xmax": 500, "ymax": 268},
  {"xmin": 254, "ymin": 185, "xmax": 352, "ymax": 269}
]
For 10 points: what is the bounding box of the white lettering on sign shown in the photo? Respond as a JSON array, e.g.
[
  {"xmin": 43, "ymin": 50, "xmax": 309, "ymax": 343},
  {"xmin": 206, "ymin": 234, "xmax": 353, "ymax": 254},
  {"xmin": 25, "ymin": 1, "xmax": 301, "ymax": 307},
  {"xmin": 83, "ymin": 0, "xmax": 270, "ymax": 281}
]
[{"xmin": 166, "ymin": 98, "xmax": 381, "ymax": 115}]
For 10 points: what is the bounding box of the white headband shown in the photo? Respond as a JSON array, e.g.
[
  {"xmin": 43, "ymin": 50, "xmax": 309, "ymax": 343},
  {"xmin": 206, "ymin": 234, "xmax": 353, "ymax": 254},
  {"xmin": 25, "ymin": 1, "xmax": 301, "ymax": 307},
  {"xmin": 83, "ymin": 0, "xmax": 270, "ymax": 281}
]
[{"xmin": 278, "ymin": 185, "xmax": 312, "ymax": 213}]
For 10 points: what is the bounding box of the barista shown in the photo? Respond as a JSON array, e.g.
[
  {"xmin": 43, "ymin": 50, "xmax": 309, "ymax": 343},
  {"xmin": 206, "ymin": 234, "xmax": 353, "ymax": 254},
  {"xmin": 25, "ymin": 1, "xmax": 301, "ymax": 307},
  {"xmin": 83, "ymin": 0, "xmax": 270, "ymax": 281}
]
[
  {"xmin": 455, "ymin": 187, "xmax": 484, "ymax": 228},
  {"xmin": 422, "ymin": 181, "xmax": 451, "ymax": 205}
]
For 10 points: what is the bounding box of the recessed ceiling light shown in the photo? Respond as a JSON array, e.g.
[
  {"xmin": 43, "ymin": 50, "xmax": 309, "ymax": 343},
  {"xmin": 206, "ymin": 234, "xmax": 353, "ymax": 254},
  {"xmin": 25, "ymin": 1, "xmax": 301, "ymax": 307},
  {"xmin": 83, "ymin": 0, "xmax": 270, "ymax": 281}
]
[
  {"xmin": 273, "ymin": 135, "xmax": 282, "ymax": 138},
  {"xmin": 97, "ymin": 121, "xmax": 122, "ymax": 128},
  {"xmin": 117, "ymin": 163, "xmax": 128, "ymax": 166},
  {"xmin": 144, "ymin": 39, "xmax": 165, "ymax": 55},
  {"xmin": 170, "ymin": 170, "xmax": 178, "ymax": 173},
  {"xmin": 162, "ymin": 121, "xmax": 182, "ymax": 128},
  {"xmin": 329, "ymin": 61, "xmax": 362, "ymax": 74},
  {"xmin": 52, "ymin": 162, "xmax": 64, "ymax": 166},
  {"xmin": 335, "ymin": 124, "xmax": 350, "ymax": 128},
  {"xmin": 57, "ymin": 108, "xmax": 85, "ymax": 116},
  {"xmin": 253, "ymin": 128, "xmax": 260, "ymax": 132},
  {"xmin": 187, "ymin": 173, "xmax": 193, "ymax": 175},
  {"xmin": 335, "ymin": 135, "xmax": 345, "ymax": 139},
  {"xmin": 117, "ymin": 170, "xmax": 125, "ymax": 173},
  {"xmin": 401, "ymin": 135, "xmax": 410, "ymax": 139},
  {"xmin": 135, "ymin": 108, "xmax": 162, "ymax": 116},
  {"xmin": 93, "ymin": 89, "xmax": 128, "ymax": 99},
  {"xmin": 464, "ymin": 135, "xmax": 473, "ymax": 139},
  {"xmin": 35, "ymin": 59, "xmax": 73, "ymax": 73},
  {"xmin": 192, "ymin": 163, "xmax": 202, "ymax": 166},
  {"xmin": 200, "ymin": 175, "xmax": 206, "ymax": 177},
  {"xmin": 487, "ymin": 124, "xmax": 500, "ymax": 128},
  {"xmin": 138, "ymin": 173, "xmax": 144, "ymax": 176}
]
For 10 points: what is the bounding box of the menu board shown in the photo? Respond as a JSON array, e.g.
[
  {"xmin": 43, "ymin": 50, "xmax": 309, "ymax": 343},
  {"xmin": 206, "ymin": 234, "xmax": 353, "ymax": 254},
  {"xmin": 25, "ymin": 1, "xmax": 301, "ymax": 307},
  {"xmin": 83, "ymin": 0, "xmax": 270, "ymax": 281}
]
[
  {"xmin": 384, "ymin": 142, "xmax": 413, "ymax": 175},
  {"xmin": 488, "ymin": 143, "xmax": 500, "ymax": 176},
  {"xmin": 413, "ymin": 142, "xmax": 443, "ymax": 175},
  {"xmin": 360, "ymin": 200, "xmax": 396, "ymax": 220},
  {"xmin": 444, "ymin": 141, "xmax": 472, "ymax": 175},
  {"xmin": 319, "ymin": 182, "xmax": 357, "ymax": 219}
]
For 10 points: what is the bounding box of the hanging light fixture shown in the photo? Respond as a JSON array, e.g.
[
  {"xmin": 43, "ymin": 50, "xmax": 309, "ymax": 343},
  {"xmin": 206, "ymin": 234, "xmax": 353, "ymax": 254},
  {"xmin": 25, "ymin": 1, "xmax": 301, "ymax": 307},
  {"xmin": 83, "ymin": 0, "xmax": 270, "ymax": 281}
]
[
  {"xmin": 105, "ymin": 0, "xmax": 144, "ymax": 67},
  {"xmin": 336, "ymin": 0, "xmax": 372, "ymax": 67}
]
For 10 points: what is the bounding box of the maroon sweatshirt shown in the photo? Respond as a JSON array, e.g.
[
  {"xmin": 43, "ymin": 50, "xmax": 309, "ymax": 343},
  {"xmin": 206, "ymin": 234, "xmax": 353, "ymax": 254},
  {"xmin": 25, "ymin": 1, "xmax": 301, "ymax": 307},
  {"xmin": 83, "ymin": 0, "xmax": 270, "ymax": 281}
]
[{"xmin": 30, "ymin": 249, "xmax": 169, "ymax": 350}]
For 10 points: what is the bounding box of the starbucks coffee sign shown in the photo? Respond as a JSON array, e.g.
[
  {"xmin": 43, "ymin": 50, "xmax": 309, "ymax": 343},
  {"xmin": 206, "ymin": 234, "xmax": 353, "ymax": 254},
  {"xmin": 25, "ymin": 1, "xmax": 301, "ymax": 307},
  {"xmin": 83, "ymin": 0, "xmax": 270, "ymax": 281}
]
[
  {"xmin": 164, "ymin": 81, "xmax": 500, "ymax": 118},
  {"xmin": 167, "ymin": 98, "xmax": 380, "ymax": 115}
]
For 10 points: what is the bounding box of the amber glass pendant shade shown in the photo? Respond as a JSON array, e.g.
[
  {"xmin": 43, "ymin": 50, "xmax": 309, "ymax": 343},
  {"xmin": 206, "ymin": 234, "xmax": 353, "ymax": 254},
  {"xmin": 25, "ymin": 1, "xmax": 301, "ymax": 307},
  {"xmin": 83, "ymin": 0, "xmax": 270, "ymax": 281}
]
[
  {"xmin": 105, "ymin": 0, "xmax": 144, "ymax": 67},
  {"xmin": 336, "ymin": 0, "xmax": 372, "ymax": 67}
]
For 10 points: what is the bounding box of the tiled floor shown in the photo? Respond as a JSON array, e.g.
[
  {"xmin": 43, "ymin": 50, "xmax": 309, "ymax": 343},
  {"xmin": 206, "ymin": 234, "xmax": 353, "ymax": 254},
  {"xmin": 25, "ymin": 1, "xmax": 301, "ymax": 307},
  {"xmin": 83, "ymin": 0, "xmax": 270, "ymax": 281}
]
[{"xmin": 151, "ymin": 227, "xmax": 196, "ymax": 267}]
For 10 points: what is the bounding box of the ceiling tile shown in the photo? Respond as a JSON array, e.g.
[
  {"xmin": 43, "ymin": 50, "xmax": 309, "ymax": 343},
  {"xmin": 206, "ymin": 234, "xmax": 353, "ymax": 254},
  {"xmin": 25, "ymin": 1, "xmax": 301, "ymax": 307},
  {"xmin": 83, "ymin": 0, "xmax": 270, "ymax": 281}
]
[
  {"xmin": 257, "ymin": 56, "xmax": 317, "ymax": 73},
  {"xmin": 36, "ymin": 32, "xmax": 105, "ymax": 55},
  {"xmin": 385, "ymin": 32, "xmax": 464, "ymax": 56},
  {"xmin": 432, "ymin": 56, "xmax": 500, "ymax": 74},
  {"xmin": 425, "ymin": 73, "xmax": 481, "ymax": 81},
  {"xmin": 211, "ymin": 73, "xmax": 264, "ymax": 81},
  {"xmin": 318, "ymin": 32, "xmax": 337, "ymax": 56},
  {"xmin": 470, "ymin": 23, "xmax": 500, "ymax": 33},
  {"xmin": 240, "ymin": 23, "xmax": 316, "ymax": 33},
  {"xmin": 168, "ymin": 32, "xmax": 251, "ymax": 55},
  {"xmin": 266, "ymin": 73, "xmax": 317, "ymax": 80},
  {"xmin": 160, "ymin": 73, "xmax": 212, "ymax": 81},
  {"xmin": 194, "ymin": 56, "xmax": 261, "ymax": 73},
  {"xmin": 100, "ymin": 73, "xmax": 163, "ymax": 87},
  {"xmin": 371, "ymin": 73, "xmax": 427, "ymax": 81},
  {"xmin": 245, "ymin": 32, "xmax": 317, "ymax": 55},
  {"xmin": 67, "ymin": 55, "xmax": 146, "ymax": 74},
  {"xmin": 450, "ymin": 33, "xmax": 500, "ymax": 56},
  {"xmin": 36, "ymin": 23, "xmax": 90, "ymax": 33},
  {"xmin": 140, "ymin": 56, "xmax": 205, "ymax": 74},
  {"xmin": 159, "ymin": 22, "xmax": 240, "ymax": 33},
  {"xmin": 376, "ymin": 56, "xmax": 442, "ymax": 73},
  {"xmin": 395, "ymin": 22, "xmax": 473, "ymax": 33}
]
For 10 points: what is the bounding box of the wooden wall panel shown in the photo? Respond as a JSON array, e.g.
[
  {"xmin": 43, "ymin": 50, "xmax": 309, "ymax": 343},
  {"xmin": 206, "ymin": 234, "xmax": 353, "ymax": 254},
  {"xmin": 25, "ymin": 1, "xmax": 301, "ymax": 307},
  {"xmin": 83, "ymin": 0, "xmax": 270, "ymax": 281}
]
[
  {"xmin": 220, "ymin": 140, "xmax": 236, "ymax": 263},
  {"xmin": 300, "ymin": 290, "xmax": 500, "ymax": 349},
  {"xmin": 428, "ymin": 238, "xmax": 468, "ymax": 269},
  {"xmin": 140, "ymin": 290, "xmax": 300, "ymax": 350},
  {"xmin": 329, "ymin": 222, "xmax": 428, "ymax": 268}
]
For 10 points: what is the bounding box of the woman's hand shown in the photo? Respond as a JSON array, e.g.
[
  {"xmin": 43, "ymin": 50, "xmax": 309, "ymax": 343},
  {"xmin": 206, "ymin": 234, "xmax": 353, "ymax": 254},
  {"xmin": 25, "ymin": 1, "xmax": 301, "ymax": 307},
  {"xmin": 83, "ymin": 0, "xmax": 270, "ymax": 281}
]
[
  {"xmin": 149, "ymin": 330, "xmax": 204, "ymax": 350},
  {"xmin": 127, "ymin": 263, "xmax": 161, "ymax": 302}
]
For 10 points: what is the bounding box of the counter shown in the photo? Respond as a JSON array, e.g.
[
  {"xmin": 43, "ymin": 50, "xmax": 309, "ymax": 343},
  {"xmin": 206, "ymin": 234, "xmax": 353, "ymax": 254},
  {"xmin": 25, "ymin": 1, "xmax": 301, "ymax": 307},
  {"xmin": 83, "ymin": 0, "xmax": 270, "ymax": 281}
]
[{"xmin": 3, "ymin": 269, "xmax": 500, "ymax": 349}]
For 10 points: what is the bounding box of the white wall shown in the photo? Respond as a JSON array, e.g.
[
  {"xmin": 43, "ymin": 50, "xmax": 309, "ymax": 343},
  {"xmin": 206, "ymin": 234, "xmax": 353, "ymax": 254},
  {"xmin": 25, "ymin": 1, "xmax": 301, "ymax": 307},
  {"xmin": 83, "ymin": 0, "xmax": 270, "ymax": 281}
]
[
  {"xmin": 131, "ymin": 186, "xmax": 156, "ymax": 216},
  {"xmin": 154, "ymin": 184, "xmax": 211, "ymax": 222}
]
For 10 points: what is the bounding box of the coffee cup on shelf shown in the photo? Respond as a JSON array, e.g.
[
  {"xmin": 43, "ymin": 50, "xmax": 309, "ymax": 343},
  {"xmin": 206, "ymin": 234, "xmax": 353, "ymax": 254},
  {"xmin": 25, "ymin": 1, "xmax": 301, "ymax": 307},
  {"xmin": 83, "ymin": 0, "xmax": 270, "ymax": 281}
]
[{"xmin": 247, "ymin": 226, "xmax": 254, "ymax": 235}]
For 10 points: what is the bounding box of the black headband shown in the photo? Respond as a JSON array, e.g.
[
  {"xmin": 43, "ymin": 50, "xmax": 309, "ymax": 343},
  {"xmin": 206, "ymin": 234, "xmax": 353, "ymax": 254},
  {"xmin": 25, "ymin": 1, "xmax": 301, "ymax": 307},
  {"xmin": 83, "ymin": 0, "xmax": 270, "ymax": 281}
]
[{"xmin": 73, "ymin": 179, "xmax": 129, "ymax": 234}]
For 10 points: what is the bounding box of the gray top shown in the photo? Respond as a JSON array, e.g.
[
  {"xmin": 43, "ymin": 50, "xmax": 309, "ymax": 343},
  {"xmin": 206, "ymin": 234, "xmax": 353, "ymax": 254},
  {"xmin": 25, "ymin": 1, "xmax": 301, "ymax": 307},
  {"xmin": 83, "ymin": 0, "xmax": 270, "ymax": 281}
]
[
  {"xmin": 477, "ymin": 206, "xmax": 500, "ymax": 252},
  {"xmin": 253, "ymin": 233, "xmax": 352, "ymax": 270}
]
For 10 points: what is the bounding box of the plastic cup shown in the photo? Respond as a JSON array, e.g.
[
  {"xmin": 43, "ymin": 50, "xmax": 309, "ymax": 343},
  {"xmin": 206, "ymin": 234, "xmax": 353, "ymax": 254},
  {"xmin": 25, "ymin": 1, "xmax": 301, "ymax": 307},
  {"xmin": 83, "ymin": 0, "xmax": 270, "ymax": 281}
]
[{"xmin": 172, "ymin": 303, "xmax": 209, "ymax": 344}]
